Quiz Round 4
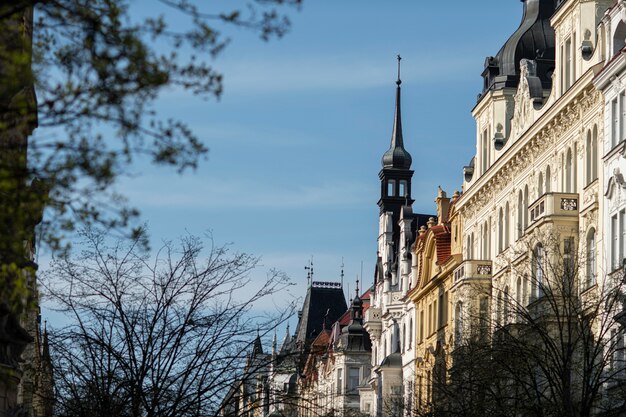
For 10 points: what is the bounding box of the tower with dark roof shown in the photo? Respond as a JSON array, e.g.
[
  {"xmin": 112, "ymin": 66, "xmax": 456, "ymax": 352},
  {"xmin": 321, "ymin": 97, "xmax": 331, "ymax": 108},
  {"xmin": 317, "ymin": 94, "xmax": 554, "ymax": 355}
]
[{"xmin": 378, "ymin": 56, "xmax": 414, "ymax": 225}]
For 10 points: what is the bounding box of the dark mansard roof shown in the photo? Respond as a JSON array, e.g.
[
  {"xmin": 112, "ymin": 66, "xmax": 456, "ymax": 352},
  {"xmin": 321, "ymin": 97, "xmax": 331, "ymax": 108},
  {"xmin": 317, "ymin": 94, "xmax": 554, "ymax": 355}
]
[{"xmin": 480, "ymin": 0, "xmax": 556, "ymax": 99}]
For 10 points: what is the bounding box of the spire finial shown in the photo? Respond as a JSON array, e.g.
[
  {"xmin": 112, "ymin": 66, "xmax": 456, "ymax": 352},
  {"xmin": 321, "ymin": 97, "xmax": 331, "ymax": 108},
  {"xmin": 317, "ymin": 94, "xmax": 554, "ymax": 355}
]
[
  {"xmin": 341, "ymin": 257, "xmax": 344, "ymax": 288},
  {"xmin": 305, "ymin": 257, "xmax": 314, "ymax": 287},
  {"xmin": 355, "ymin": 275, "xmax": 360, "ymax": 298},
  {"xmin": 396, "ymin": 54, "xmax": 402, "ymax": 86}
]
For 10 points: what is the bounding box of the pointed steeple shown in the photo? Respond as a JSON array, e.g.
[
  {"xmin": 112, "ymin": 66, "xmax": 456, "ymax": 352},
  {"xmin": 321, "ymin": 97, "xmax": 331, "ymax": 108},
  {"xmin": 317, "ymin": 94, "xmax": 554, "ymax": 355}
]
[
  {"xmin": 382, "ymin": 55, "xmax": 412, "ymax": 170},
  {"xmin": 252, "ymin": 327, "xmax": 263, "ymax": 357}
]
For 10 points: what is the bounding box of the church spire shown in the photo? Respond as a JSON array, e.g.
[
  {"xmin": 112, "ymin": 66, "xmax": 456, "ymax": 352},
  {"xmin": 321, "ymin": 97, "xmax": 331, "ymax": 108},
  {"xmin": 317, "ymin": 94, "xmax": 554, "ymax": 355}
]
[{"xmin": 382, "ymin": 55, "xmax": 412, "ymax": 170}]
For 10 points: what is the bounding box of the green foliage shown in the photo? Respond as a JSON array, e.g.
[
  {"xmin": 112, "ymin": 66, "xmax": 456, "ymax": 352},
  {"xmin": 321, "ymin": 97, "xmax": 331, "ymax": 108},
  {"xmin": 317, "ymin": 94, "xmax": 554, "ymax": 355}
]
[{"xmin": 0, "ymin": 0, "xmax": 301, "ymax": 254}]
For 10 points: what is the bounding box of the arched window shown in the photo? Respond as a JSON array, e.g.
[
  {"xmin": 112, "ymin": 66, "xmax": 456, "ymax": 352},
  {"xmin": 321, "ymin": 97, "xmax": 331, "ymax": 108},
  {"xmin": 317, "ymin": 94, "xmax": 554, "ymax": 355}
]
[
  {"xmin": 455, "ymin": 302, "xmax": 463, "ymax": 344},
  {"xmin": 533, "ymin": 244, "xmax": 545, "ymax": 299},
  {"xmin": 482, "ymin": 220, "xmax": 490, "ymax": 259},
  {"xmin": 591, "ymin": 126, "xmax": 598, "ymax": 182},
  {"xmin": 505, "ymin": 202, "xmax": 510, "ymax": 249},
  {"xmin": 614, "ymin": 21, "xmax": 626, "ymax": 56},
  {"xmin": 565, "ymin": 148, "xmax": 573, "ymax": 192},
  {"xmin": 586, "ymin": 130, "xmax": 592, "ymax": 185},
  {"xmin": 503, "ymin": 286, "xmax": 510, "ymax": 324},
  {"xmin": 546, "ymin": 165, "xmax": 551, "ymax": 192},
  {"xmin": 496, "ymin": 291, "xmax": 503, "ymax": 326},
  {"xmin": 523, "ymin": 186, "xmax": 529, "ymax": 229},
  {"xmin": 402, "ymin": 323, "xmax": 406, "ymax": 353},
  {"xmin": 408, "ymin": 317, "xmax": 413, "ymax": 349},
  {"xmin": 498, "ymin": 208, "xmax": 504, "ymax": 253},
  {"xmin": 573, "ymin": 143, "xmax": 578, "ymax": 191},
  {"xmin": 482, "ymin": 128, "xmax": 490, "ymax": 174},
  {"xmin": 516, "ymin": 276, "xmax": 523, "ymax": 321},
  {"xmin": 517, "ymin": 191, "xmax": 524, "ymax": 239},
  {"xmin": 538, "ymin": 172, "xmax": 544, "ymax": 197},
  {"xmin": 587, "ymin": 228, "xmax": 597, "ymax": 288}
]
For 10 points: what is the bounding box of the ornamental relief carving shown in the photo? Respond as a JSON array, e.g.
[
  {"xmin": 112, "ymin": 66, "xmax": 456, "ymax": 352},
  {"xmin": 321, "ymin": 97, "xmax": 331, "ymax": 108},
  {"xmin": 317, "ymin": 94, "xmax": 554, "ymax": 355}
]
[
  {"xmin": 460, "ymin": 87, "xmax": 595, "ymax": 222},
  {"xmin": 511, "ymin": 61, "xmax": 535, "ymax": 139}
]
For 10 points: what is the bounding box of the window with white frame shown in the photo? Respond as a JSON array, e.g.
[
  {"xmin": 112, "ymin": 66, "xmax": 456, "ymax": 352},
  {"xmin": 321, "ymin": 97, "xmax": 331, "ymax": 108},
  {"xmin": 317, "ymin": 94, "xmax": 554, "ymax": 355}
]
[
  {"xmin": 505, "ymin": 202, "xmax": 510, "ymax": 249},
  {"xmin": 586, "ymin": 128, "xmax": 598, "ymax": 185},
  {"xmin": 587, "ymin": 228, "xmax": 596, "ymax": 287},
  {"xmin": 455, "ymin": 302, "xmax": 463, "ymax": 344},
  {"xmin": 503, "ymin": 286, "xmax": 510, "ymax": 324},
  {"xmin": 498, "ymin": 207, "xmax": 504, "ymax": 253},
  {"xmin": 612, "ymin": 96, "xmax": 619, "ymax": 148},
  {"xmin": 533, "ymin": 244, "xmax": 544, "ymax": 299},
  {"xmin": 564, "ymin": 37, "xmax": 572, "ymax": 91},
  {"xmin": 481, "ymin": 128, "xmax": 489, "ymax": 174},
  {"xmin": 612, "ymin": 214, "xmax": 619, "ymax": 270},
  {"xmin": 517, "ymin": 191, "xmax": 523, "ymax": 239}
]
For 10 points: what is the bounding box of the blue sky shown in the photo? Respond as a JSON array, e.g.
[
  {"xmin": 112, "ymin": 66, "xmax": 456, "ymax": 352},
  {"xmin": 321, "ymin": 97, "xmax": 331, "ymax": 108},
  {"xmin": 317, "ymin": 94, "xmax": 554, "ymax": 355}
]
[{"xmin": 56, "ymin": 1, "xmax": 525, "ymax": 328}]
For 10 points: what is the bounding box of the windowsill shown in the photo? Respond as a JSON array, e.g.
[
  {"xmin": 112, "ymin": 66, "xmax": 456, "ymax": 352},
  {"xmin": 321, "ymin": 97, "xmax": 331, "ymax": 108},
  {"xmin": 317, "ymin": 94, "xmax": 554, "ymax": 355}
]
[
  {"xmin": 603, "ymin": 139, "xmax": 626, "ymax": 162},
  {"xmin": 583, "ymin": 178, "xmax": 598, "ymax": 192},
  {"xmin": 580, "ymin": 281, "xmax": 597, "ymax": 296}
]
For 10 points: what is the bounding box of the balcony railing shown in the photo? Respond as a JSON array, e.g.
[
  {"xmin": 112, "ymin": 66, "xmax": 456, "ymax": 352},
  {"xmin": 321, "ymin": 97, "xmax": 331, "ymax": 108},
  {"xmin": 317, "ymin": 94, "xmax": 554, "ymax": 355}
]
[
  {"xmin": 453, "ymin": 260, "xmax": 493, "ymax": 285},
  {"xmin": 528, "ymin": 192, "xmax": 578, "ymax": 227}
]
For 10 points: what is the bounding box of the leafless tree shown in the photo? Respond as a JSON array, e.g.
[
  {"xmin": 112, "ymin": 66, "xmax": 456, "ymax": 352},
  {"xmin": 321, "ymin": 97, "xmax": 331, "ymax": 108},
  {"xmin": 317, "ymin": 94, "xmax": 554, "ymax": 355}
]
[
  {"xmin": 413, "ymin": 232, "xmax": 626, "ymax": 417},
  {"xmin": 43, "ymin": 229, "xmax": 295, "ymax": 417}
]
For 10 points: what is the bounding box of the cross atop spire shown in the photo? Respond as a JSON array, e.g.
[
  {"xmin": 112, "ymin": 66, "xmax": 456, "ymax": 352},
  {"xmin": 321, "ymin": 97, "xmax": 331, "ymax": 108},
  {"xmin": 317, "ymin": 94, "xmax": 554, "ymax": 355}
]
[{"xmin": 397, "ymin": 54, "xmax": 402, "ymax": 86}]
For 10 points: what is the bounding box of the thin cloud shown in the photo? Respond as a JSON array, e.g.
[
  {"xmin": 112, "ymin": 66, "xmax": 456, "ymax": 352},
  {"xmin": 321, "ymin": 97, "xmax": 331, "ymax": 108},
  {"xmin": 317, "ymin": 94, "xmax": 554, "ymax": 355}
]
[{"xmin": 119, "ymin": 175, "xmax": 374, "ymax": 210}]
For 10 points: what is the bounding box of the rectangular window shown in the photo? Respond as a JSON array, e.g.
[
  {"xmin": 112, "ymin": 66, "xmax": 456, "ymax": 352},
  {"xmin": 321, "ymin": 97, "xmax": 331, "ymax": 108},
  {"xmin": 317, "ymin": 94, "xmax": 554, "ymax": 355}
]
[
  {"xmin": 438, "ymin": 292, "xmax": 444, "ymax": 329},
  {"xmin": 337, "ymin": 368, "xmax": 343, "ymax": 394},
  {"xmin": 387, "ymin": 180, "xmax": 395, "ymax": 197},
  {"xmin": 565, "ymin": 38, "xmax": 572, "ymax": 90},
  {"xmin": 479, "ymin": 297, "xmax": 488, "ymax": 341},
  {"xmin": 348, "ymin": 368, "xmax": 360, "ymax": 392},
  {"xmin": 613, "ymin": 214, "xmax": 619, "ymax": 270},
  {"xmin": 621, "ymin": 210, "xmax": 626, "ymax": 268},
  {"xmin": 399, "ymin": 180, "xmax": 407, "ymax": 198},
  {"xmin": 613, "ymin": 97, "xmax": 619, "ymax": 148},
  {"xmin": 433, "ymin": 300, "xmax": 437, "ymax": 333},
  {"xmin": 419, "ymin": 310, "xmax": 424, "ymax": 342},
  {"xmin": 621, "ymin": 92, "xmax": 626, "ymax": 143},
  {"xmin": 564, "ymin": 238, "xmax": 574, "ymax": 293}
]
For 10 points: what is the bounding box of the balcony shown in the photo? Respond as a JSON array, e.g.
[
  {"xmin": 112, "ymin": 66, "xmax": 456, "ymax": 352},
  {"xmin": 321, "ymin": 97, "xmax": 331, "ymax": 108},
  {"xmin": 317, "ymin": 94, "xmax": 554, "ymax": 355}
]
[
  {"xmin": 364, "ymin": 307, "xmax": 382, "ymax": 340},
  {"xmin": 453, "ymin": 260, "xmax": 492, "ymax": 286},
  {"xmin": 527, "ymin": 192, "xmax": 578, "ymax": 232}
]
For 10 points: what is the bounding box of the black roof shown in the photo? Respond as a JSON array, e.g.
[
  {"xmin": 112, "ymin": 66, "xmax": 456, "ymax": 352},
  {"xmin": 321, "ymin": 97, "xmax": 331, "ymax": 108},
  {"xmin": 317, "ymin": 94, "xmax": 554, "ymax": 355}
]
[
  {"xmin": 294, "ymin": 282, "xmax": 347, "ymax": 348},
  {"xmin": 480, "ymin": 0, "xmax": 555, "ymax": 98},
  {"xmin": 382, "ymin": 79, "xmax": 412, "ymax": 170}
]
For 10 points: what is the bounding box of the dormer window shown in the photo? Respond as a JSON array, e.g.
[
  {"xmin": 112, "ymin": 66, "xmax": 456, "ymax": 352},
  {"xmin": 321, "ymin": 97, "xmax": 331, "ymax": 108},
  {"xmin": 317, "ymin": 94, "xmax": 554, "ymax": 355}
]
[{"xmin": 562, "ymin": 36, "xmax": 573, "ymax": 92}]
